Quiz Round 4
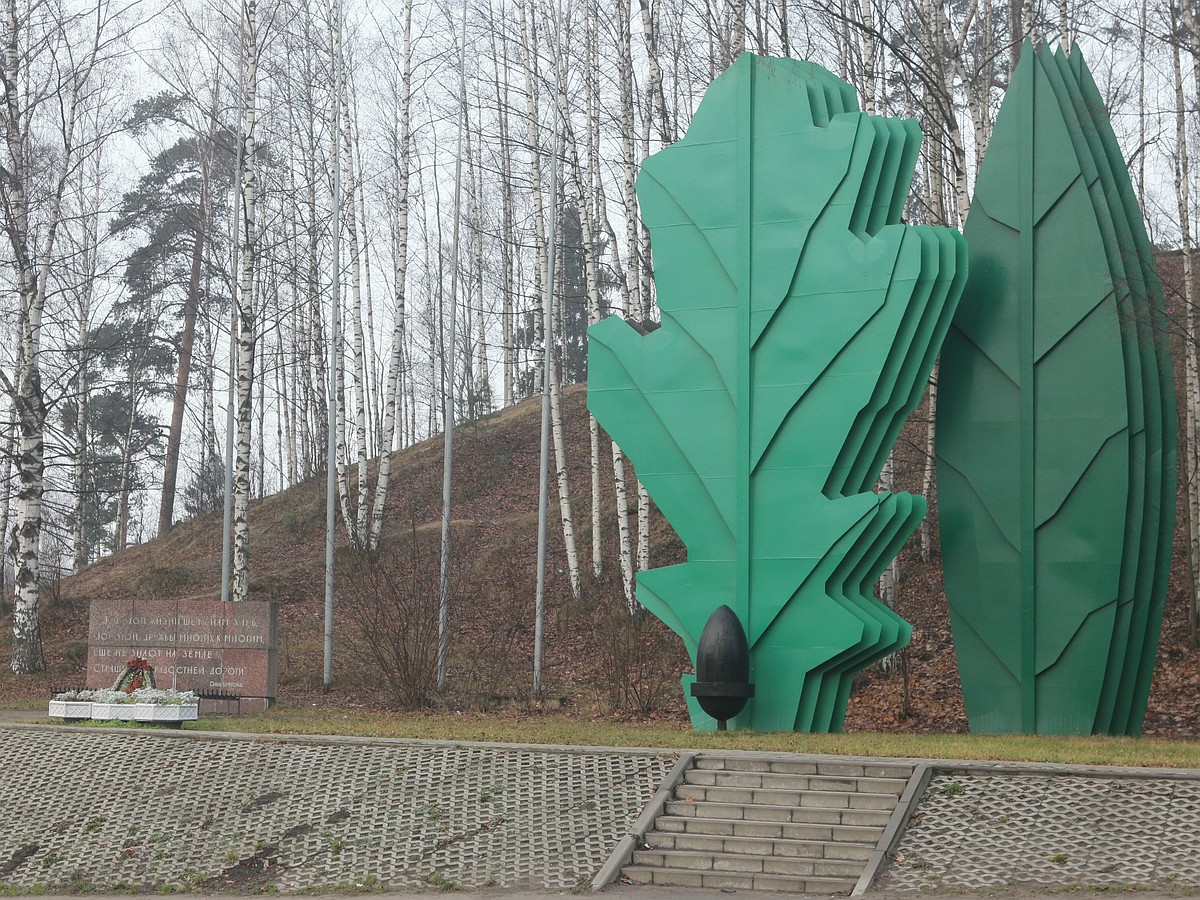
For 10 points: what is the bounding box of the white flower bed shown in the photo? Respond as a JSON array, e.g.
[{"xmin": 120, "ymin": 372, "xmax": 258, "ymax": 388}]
[
  {"xmin": 49, "ymin": 689, "xmax": 198, "ymax": 725},
  {"xmin": 53, "ymin": 687, "xmax": 197, "ymax": 705}
]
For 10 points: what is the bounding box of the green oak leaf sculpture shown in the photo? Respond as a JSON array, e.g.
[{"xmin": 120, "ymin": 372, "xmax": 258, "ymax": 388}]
[
  {"xmin": 936, "ymin": 44, "xmax": 1175, "ymax": 735},
  {"xmin": 587, "ymin": 54, "xmax": 967, "ymax": 732}
]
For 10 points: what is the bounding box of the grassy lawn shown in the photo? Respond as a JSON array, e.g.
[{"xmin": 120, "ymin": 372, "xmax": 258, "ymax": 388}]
[
  {"xmin": 14, "ymin": 702, "xmax": 1200, "ymax": 768},
  {"xmin": 90, "ymin": 706, "xmax": 1200, "ymax": 769}
]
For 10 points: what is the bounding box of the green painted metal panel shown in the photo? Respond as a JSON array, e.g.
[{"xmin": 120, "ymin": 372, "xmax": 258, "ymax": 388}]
[
  {"xmin": 937, "ymin": 44, "xmax": 1175, "ymax": 735},
  {"xmin": 588, "ymin": 53, "xmax": 965, "ymax": 732},
  {"xmin": 1066, "ymin": 51, "xmax": 1177, "ymax": 735},
  {"xmin": 939, "ymin": 44, "xmax": 1125, "ymax": 734},
  {"xmin": 1039, "ymin": 46, "xmax": 1154, "ymax": 736}
]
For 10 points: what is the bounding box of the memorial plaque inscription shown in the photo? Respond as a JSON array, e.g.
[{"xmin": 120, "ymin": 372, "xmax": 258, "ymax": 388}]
[{"xmin": 87, "ymin": 599, "xmax": 277, "ymax": 709}]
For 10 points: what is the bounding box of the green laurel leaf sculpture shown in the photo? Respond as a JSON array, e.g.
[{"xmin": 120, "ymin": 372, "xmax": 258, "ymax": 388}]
[
  {"xmin": 587, "ymin": 53, "xmax": 967, "ymax": 732},
  {"xmin": 936, "ymin": 44, "xmax": 1175, "ymax": 735}
]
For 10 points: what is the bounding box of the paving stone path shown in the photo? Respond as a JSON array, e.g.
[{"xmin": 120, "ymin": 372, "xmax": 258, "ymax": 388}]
[
  {"xmin": 0, "ymin": 725, "xmax": 674, "ymax": 893},
  {"xmin": 8, "ymin": 721, "xmax": 1200, "ymax": 897},
  {"xmin": 879, "ymin": 770, "xmax": 1200, "ymax": 892}
]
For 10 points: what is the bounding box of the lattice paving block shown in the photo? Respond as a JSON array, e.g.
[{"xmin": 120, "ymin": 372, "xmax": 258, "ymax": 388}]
[
  {"xmin": 880, "ymin": 773, "xmax": 1200, "ymax": 893},
  {"xmin": 0, "ymin": 730, "xmax": 671, "ymax": 892}
]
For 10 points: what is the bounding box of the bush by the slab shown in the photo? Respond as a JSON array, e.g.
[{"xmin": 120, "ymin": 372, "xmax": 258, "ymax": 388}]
[{"xmin": 341, "ymin": 537, "xmax": 440, "ymax": 710}]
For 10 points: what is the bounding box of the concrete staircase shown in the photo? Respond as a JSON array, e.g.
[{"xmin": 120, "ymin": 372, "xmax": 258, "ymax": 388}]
[{"xmin": 622, "ymin": 755, "xmax": 914, "ymax": 892}]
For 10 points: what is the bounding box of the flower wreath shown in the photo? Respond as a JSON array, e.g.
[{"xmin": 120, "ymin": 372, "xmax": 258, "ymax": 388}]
[{"xmin": 112, "ymin": 656, "xmax": 157, "ymax": 693}]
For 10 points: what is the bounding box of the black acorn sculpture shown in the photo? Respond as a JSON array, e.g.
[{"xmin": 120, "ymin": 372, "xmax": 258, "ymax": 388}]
[{"xmin": 690, "ymin": 605, "xmax": 755, "ymax": 730}]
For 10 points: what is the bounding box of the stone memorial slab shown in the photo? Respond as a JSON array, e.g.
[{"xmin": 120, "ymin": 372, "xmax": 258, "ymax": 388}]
[{"xmin": 87, "ymin": 599, "xmax": 277, "ymax": 710}]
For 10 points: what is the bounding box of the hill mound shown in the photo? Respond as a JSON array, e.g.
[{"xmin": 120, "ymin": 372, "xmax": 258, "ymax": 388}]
[{"xmin": 3, "ymin": 383, "xmax": 1199, "ymax": 736}]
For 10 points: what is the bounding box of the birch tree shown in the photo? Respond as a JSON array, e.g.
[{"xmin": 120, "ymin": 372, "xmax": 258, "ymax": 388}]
[
  {"xmin": 231, "ymin": 0, "xmax": 261, "ymax": 603},
  {"xmin": 521, "ymin": 0, "xmax": 581, "ymax": 598},
  {"xmin": 339, "ymin": 33, "xmax": 371, "ymax": 548},
  {"xmin": 1, "ymin": 0, "xmax": 131, "ymax": 671},
  {"xmin": 367, "ymin": 0, "xmax": 413, "ymax": 551},
  {"xmin": 608, "ymin": 0, "xmax": 638, "ymax": 606},
  {"xmin": 64, "ymin": 140, "xmax": 104, "ymax": 573},
  {"xmin": 490, "ymin": 30, "xmax": 517, "ymax": 408},
  {"xmin": 546, "ymin": 1, "xmax": 605, "ymax": 580},
  {"xmin": 0, "ymin": 414, "xmax": 13, "ymax": 600},
  {"xmin": 1171, "ymin": 0, "xmax": 1200, "ymax": 644}
]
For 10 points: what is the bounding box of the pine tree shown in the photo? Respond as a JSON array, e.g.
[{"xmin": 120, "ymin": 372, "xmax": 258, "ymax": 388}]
[{"xmin": 111, "ymin": 92, "xmax": 236, "ymax": 535}]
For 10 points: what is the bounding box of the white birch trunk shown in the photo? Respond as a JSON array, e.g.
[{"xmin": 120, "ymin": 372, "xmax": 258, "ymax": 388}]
[
  {"xmin": 328, "ymin": 3, "xmax": 355, "ymax": 543},
  {"xmin": 836, "ymin": 0, "xmax": 851, "ymax": 82},
  {"xmin": 281, "ymin": 92, "xmax": 303, "ymax": 488},
  {"xmin": 255, "ymin": 269, "xmax": 267, "ymax": 497},
  {"xmin": 920, "ymin": 365, "xmax": 938, "ymax": 562},
  {"xmin": 232, "ymin": 0, "xmax": 260, "ymax": 604},
  {"xmin": 0, "ymin": 412, "xmax": 12, "ymax": 602},
  {"xmin": 335, "ymin": 288, "xmax": 355, "ymax": 539},
  {"xmin": 114, "ymin": 369, "xmax": 138, "ymax": 551},
  {"xmin": 638, "ymin": 0, "xmax": 673, "ymax": 145},
  {"xmin": 300, "ymin": 33, "xmax": 325, "ymax": 481},
  {"xmin": 936, "ymin": 11, "xmax": 972, "ymax": 222},
  {"xmin": 7, "ymin": 33, "xmax": 44, "ymax": 665},
  {"xmin": 341, "ymin": 61, "xmax": 370, "ymax": 548},
  {"xmin": 201, "ymin": 307, "xmax": 218, "ymax": 490},
  {"xmin": 615, "ymin": 0, "xmax": 640, "ymax": 318},
  {"xmin": 858, "ymin": 0, "xmax": 878, "ymax": 113},
  {"xmin": 500, "ymin": 159, "xmax": 515, "ymax": 404},
  {"xmin": 424, "ymin": 220, "xmax": 438, "ymax": 439},
  {"xmin": 11, "ymin": 353, "xmax": 43, "ymax": 674},
  {"xmin": 1137, "ymin": 0, "xmax": 1146, "ymax": 200},
  {"xmin": 72, "ymin": 270, "xmax": 92, "ymax": 573},
  {"xmin": 277, "ymin": 334, "xmax": 294, "ymax": 489},
  {"xmin": 611, "ymin": 0, "xmax": 639, "ymax": 595},
  {"xmin": 3, "ymin": 0, "xmax": 97, "ymax": 669},
  {"xmin": 0, "ymin": 415, "xmax": 14, "ymax": 600},
  {"xmin": 548, "ymin": 20, "xmax": 604, "ymax": 579},
  {"xmin": 877, "ymin": 451, "xmax": 900, "ymax": 672},
  {"xmin": 637, "ymin": 480, "xmax": 651, "ymax": 572},
  {"xmin": 464, "ymin": 109, "xmax": 489, "ymax": 416},
  {"xmin": 1173, "ymin": 21, "xmax": 1200, "ymax": 644},
  {"xmin": 635, "ymin": 81, "xmax": 653, "ymax": 573},
  {"xmin": 473, "ymin": 168, "xmax": 489, "ymax": 416},
  {"xmin": 585, "ymin": 0, "xmax": 603, "ymax": 580},
  {"xmin": 522, "ymin": 0, "xmax": 581, "ymax": 597},
  {"xmin": 548, "ymin": 345, "xmax": 581, "ymax": 598},
  {"xmin": 73, "ymin": 150, "xmax": 103, "ymax": 562},
  {"xmin": 1021, "ymin": 0, "xmax": 1036, "ymax": 49},
  {"xmin": 487, "ymin": 19, "xmax": 516, "ymax": 407},
  {"xmin": 639, "ymin": 111, "xmax": 653, "ymax": 316},
  {"xmin": 368, "ymin": 0, "xmax": 412, "ymax": 552},
  {"xmin": 500, "ymin": 191, "xmax": 515, "ymax": 404},
  {"xmin": 351, "ymin": 90, "xmax": 380, "ymax": 457},
  {"xmin": 612, "ymin": 443, "xmax": 636, "ymax": 610}
]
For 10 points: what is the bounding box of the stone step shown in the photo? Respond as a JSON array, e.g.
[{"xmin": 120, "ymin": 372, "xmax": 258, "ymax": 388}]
[
  {"xmin": 632, "ymin": 848, "xmax": 864, "ymax": 879},
  {"xmin": 653, "ymin": 813, "xmax": 884, "ymax": 844},
  {"xmin": 676, "ymin": 782, "xmax": 899, "ymax": 809},
  {"xmin": 645, "ymin": 829, "xmax": 874, "ymax": 861},
  {"xmin": 664, "ymin": 798, "xmax": 893, "ymax": 827},
  {"xmin": 617, "ymin": 757, "xmax": 905, "ymax": 894},
  {"xmin": 622, "ymin": 864, "xmax": 858, "ymax": 893},
  {"xmin": 693, "ymin": 756, "xmax": 913, "ymax": 780},
  {"xmin": 682, "ymin": 767, "xmax": 909, "ymax": 795}
]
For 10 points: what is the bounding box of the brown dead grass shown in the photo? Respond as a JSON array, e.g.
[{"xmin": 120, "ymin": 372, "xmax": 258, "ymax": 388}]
[{"xmin": 2, "ymin": 381, "xmax": 1199, "ymax": 744}]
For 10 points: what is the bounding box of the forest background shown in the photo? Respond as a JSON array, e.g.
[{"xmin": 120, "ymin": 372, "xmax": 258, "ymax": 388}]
[{"xmin": 4, "ymin": 0, "xmax": 1200, "ymax": 719}]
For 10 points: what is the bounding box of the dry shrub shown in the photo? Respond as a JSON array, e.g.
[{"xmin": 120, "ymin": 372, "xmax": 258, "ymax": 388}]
[
  {"xmin": 341, "ymin": 534, "xmax": 440, "ymax": 709},
  {"xmin": 454, "ymin": 550, "xmax": 534, "ymax": 705},
  {"xmin": 593, "ymin": 604, "xmax": 682, "ymax": 715}
]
